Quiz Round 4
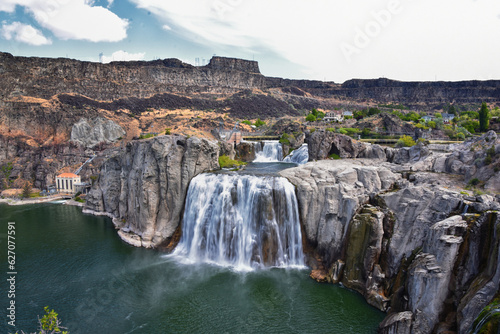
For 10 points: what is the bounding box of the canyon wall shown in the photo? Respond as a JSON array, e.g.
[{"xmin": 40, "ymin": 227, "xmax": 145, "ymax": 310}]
[{"xmin": 1, "ymin": 52, "xmax": 499, "ymax": 106}]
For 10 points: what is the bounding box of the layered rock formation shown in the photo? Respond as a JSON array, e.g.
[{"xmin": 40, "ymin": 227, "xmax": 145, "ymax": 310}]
[
  {"xmin": 1, "ymin": 52, "xmax": 499, "ymax": 107},
  {"xmin": 0, "ymin": 133, "xmax": 102, "ymax": 189},
  {"xmin": 84, "ymin": 135, "xmax": 219, "ymax": 248}
]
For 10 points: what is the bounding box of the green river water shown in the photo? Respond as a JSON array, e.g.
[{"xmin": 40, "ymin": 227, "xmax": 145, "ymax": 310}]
[{"xmin": 0, "ymin": 203, "xmax": 384, "ymax": 333}]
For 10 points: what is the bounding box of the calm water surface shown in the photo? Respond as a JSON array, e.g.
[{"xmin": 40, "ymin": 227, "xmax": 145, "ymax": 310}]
[{"xmin": 0, "ymin": 203, "xmax": 384, "ymax": 333}]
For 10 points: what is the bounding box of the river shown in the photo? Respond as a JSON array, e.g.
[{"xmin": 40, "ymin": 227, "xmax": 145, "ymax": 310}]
[{"xmin": 0, "ymin": 202, "xmax": 385, "ymax": 333}]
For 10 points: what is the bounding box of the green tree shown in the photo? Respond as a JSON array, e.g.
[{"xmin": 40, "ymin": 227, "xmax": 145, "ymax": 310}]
[
  {"xmin": 305, "ymin": 114, "xmax": 317, "ymax": 122},
  {"xmin": 434, "ymin": 112, "xmax": 443, "ymax": 118},
  {"xmin": 367, "ymin": 107, "xmax": 381, "ymax": 116},
  {"xmin": 254, "ymin": 118, "xmax": 266, "ymax": 127},
  {"xmin": 461, "ymin": 120, "xmax": 479, "ymax": 134},
  {"xmin": 38, "ymin": 306, "xmax": 68, "ymax": 334},
  {"xmin": 479, "ymin": 102, "xmax": 490, "ymax": 132},
  {"xmin": 428, "ymin": 121, "xmax": 436, "ymax": 129},
  {"xmin": 396, "ymin": 135, "xmax": 416, "ymax": 148},
  {"xmin": 448, "ymin": 105, "xmax": 457, "ymax": 115}
]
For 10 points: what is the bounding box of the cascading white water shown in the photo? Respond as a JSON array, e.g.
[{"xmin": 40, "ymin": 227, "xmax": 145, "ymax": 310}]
[
  {"xmin": 254, "ymin": 141, "xmax": 283, "ymax": 162},
  {"xmin": 283, "ymin": 144, "xmax": 309, "ymax": 165},
  {"xmin": 173, "ymin": 173, "xmax": 305, "ymax": 271}
]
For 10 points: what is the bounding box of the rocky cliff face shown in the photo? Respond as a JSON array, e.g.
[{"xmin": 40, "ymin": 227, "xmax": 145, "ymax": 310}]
[
  {"xmin": 338, "ymin": 78, "xmax": 500, "ymax": 106},
  {"xmin": 1, "ymin": 52, "xmax": 499, "ymax": 108},
  {"xmin": 0, "ymin": 52, "xmax": 266, "ymax": 101},
  {"xmin": 280, "ymin": 160, "xmax": 399, "ymax": 265},
  {"xmin": 0, "ymin": 133, "xmax": 103, "ymax": 189},
  {"xmin": 280, "ymin": 158, "xmax": 499, "ymax": 334},
  {"xmin": 84, "ymin": 135, "xmax": 219, "ymax": 248}
]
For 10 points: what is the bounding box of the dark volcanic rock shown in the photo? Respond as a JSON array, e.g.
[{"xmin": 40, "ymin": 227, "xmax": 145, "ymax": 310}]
[{"xmin": 1, "ymin": 52, "xmax": 499, "ymax": 109}]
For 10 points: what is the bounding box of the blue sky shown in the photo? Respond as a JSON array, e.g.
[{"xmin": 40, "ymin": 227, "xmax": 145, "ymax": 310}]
[{"xmin": 0, "ymin": 0, "xmax": 499, "ymax": 83}]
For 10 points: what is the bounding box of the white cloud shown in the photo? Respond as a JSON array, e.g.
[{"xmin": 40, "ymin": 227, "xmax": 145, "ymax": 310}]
[
  {"xmin": 100, "ymin": 50, "xmax": 146, "ymax": 63},
  {"xmin": 130, "ymin": 0, "xmax": 500, "ymax": 82},
  {"xmin": 1, "ymin": 21, "xmax": 51, "ymax": 45},
  {"xmin": 0, "ymin": 0, "xmax": 128, "ymax": 42},
  {"xmin": 162, "ymin": 24, "xmax": 172, "ymax": 31}
]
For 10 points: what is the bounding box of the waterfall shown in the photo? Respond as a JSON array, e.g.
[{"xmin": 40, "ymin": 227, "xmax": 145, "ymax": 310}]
[
  {"xmin": 254, "ymin": 141, "xmax": 283, "ymax": 162},
  {"xmin": 173, "ymin": 173, "xmax": 305, "ymax": 270},
  {"xmin": 283, "ymin": 144, "xmax": 309, "ymax": 165}
]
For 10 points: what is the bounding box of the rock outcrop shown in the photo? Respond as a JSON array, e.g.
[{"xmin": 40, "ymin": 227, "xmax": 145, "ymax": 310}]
[
  {"xmin": 307, "ymin": 130, "xmax": 388, "ymax": 161},
  {"xmin": 71, "ymin": 117, "xmax": 125, "ymax": 148},
  {"xmin": 280, "ymin": 157, "xmax": 500, "ymax": 334},
  {"xmin": 307, "ymin": 130, "xmax": 500, "ymax": 191},
  {"xmin": 84, "ymin": 135, "xmax": 219, "ymax": 248}
]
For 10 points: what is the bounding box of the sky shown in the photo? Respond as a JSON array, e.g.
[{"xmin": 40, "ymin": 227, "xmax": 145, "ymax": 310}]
[{"xmin": 0, "ymin": 0, "xmax": 499, "ymax": 83}]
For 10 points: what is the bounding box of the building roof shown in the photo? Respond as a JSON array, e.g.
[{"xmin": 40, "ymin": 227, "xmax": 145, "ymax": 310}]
[{"xmin": 57, "ymin": 173, "xmax": 79, "ymax": 178}]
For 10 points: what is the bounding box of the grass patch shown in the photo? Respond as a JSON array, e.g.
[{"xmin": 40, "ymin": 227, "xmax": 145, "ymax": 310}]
[
  {"xmin": 219, "ymin": 155, "xmax": 247, "ymax": 169},
  {"xmin": 139, "ymin": 133, "xmax": 157, "ymax": 140},
  {"xmin": 329, "ymin": 153, "xmax": 341, "ymax": 160},
  {"xmin": 74, "ymin": 196, "xmax": 85, "ymax": 203}
]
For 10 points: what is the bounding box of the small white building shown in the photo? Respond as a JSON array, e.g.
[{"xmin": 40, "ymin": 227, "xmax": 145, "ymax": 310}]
[
  {"xmin": 56, "ymin": 173, "xmax": 81, "ymax": 194},
  {"xmin": 324, "ymin": 111, "xmax": 344, "ymax": 122},
  {"xmin": 441, "ymin": 113, "xmax": 455, "ymax": 124}
]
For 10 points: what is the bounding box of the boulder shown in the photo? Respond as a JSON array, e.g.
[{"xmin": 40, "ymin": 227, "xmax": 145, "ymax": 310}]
[{"xmin": 71, "ymin": 117, "xmax": 125, "ymax": 148}]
